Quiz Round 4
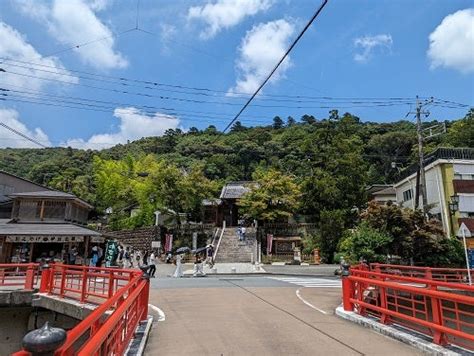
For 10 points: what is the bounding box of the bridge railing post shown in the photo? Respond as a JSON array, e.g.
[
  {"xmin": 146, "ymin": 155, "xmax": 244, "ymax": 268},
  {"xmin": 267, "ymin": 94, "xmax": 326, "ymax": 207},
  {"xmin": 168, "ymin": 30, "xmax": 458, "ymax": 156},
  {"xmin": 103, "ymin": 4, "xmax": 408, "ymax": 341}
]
[
  {"xmin": 39, "ymin": 265, "xmax": 51, "ymax": 293},
  {"xmin": 139, "ymin": 267, "xmax": 150, "ymax": 321},
  {"xmin": 24, "ymin": 264, "xmax": 35, "ymax": 291},
  {"xmin": 429, "ymin": 284, "xmax": 448, "ymax": 346},
  {"xmin": 80, "ymin": 267, "xmax": 88, "ymax": 303},
  {"xmin": 341, "ymin": 263, "xmax": 354, "ymax": 311}
]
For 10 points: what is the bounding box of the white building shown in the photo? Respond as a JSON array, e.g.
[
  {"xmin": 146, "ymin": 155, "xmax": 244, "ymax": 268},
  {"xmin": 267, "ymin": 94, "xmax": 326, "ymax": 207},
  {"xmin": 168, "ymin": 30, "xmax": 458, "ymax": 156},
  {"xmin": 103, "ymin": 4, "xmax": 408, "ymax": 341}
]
[{"xmin": 393, "ymin": 148, "xmax": 474, "ymax": 245}]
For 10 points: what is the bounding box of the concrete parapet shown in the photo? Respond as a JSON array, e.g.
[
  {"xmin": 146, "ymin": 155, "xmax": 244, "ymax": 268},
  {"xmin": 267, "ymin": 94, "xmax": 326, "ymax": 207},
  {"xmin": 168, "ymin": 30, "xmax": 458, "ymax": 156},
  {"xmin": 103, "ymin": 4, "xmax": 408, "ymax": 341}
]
[
  {"xmin": 335, "ymin": 305, "xmax": 469, "ymax": 356},
  {"xmin": 32, "ymin": 293, "xmax": 111, "ymax": 321}
]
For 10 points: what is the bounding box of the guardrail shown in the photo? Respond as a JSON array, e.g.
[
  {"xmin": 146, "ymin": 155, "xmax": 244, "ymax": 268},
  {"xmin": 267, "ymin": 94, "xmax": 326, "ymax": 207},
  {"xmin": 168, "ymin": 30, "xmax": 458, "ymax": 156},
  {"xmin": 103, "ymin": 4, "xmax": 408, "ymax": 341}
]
[
  {"xmin": 370, "ymin": 263, "xmax": 474, "ymax": 284},
  {"xmin": 40, "ymin": 264, "xmax": 137, "ymax": 304},
  {"xmin": 0, "ymin": 263, "xmax": 39, "ymax": 290},
  {"xmin": 342, "ymin": 265, "xmax": 474, "ymax": 351},
  {"xmin": 13, "ymin": 264, "xmax": 150, "ymax": 356}
]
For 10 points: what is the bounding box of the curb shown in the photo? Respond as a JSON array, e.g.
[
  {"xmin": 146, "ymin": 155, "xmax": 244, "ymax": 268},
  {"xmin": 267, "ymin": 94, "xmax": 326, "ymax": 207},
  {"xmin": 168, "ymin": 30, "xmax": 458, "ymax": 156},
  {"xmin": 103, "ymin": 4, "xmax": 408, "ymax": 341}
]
[
  {"xmin": 125, "ymin": 315, "xmax": 154, "ymax": 356},
  {"xmin": 175, "ymin": 272, "xmax": 340, "ymax": 278},
  {"xmin": 335, "ymin": 306, "xmax": 470, "ymax": 356}
]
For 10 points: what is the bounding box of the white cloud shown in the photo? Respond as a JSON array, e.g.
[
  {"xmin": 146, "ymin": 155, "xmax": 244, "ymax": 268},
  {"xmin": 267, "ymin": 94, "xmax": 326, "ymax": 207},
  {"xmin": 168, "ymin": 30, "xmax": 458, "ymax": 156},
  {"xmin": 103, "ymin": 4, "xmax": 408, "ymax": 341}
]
[
  {"xmin": 188, "ymin": 0, "xmax": 274, "ymax": 39},
  {"xmin": 353, "ymin": 34, "xmax": 393, "ymax": 62},
  {"xmin": 228, "ymin": 19, "xmax": 295, "ymax": 95},
  {"xmin": 0, "ymin": 108, "xmax": 51, "ymax": 148},
  {"xmin": 427, "ymin": 8, "xmax": 474, "ymax": 74},
  {"xmin": 65, "ymin": 107, "xmax": 180, "ymax": 150},
  {"xmin": 15, "ymin": 0, "xmax": 127, "ymax": 70},
  {"xmin": 86, "ymin": 0, "xmax": 113, "ymax": 12},
  {"xmin": 0, "ymin": 21, "xmax": 78, "ymax": 91}
]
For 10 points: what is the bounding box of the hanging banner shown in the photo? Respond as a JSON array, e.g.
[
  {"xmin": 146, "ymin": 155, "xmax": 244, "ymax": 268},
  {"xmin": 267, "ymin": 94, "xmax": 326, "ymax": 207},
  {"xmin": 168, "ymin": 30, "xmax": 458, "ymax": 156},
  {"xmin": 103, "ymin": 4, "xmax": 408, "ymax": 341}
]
[
  {"xmin": 164, "ymin": 234, "xmax": 173, "ymax": 252},
  {"xmin": 266, "ymin": 234, "xmax": 273, "ymax": 255}
]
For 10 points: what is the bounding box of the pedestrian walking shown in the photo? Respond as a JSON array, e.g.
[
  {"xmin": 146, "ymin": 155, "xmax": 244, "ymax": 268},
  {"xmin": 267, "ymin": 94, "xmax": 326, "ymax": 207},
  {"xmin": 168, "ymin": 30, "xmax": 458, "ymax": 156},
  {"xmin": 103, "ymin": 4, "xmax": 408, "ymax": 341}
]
[
  {"xmin": 89, "ymin": 246, "xmax": 99, "ymax": 267},
  {"xmin": 241, "ymin": 226, "xmax": 246, "ymax": 241},
  {"xmin": 193, "ymin": 253, "xmax": 205, "ymax": 277},
  {"xmin": 135, "ymin": 250, "xmax": 141, "ymax": 268},
  {"xmin": 148, "ymin": 251, "xmax": 157, "ymax": 278},
  {"xmin": 143, "ymin": 250, "xmax": 149, "ymax": 266},
  {"xmin": 172, "ymin": 253, "xmax": 184, "ymax": 278},
  {"xmin": 206, "ymin": 245, "xmax": 214, "ymax": 267},
  {"xmin": 124, "ymin": 247, "xmax": 131, "ymax": 268},
  {"xmin": 117, "ymin": 245, "xmax": 124, "ymax": 268},
  {"xmin": 237, "ymin": 226, "xmax": 242, "ymax": 241},
  {"xmin": 68, "ymin": 246, "xmax": 78, "ymax": 265}
]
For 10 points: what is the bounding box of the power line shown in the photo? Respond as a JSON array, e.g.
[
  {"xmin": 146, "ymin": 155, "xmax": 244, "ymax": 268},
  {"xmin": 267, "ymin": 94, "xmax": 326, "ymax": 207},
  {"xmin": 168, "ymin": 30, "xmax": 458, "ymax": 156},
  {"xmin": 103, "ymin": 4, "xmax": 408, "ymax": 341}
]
[
  {"xmin": 5, "ymin": 58, "xmax": 469, "ymax": 110},
  {"xmin": 2, "ymin": 61, "xmax": 424, "ymax": 104},
  {"xmin": 1, "ymin": 70, "xmax": 421, "ymax": 110},
  {"xmin": 0, "ymin": 121, "xmax": 47, "ymax": 148},
  {"xmin": 221, "ymin": 0, "xmax": 329, "ymax": 133},
  {"xmin": 44, "ymin": 29, "xmax": 135, "ymax": 58},
  {"xmin": 0, "ymin": 58, "xmax": 433, "ymax": 104}
]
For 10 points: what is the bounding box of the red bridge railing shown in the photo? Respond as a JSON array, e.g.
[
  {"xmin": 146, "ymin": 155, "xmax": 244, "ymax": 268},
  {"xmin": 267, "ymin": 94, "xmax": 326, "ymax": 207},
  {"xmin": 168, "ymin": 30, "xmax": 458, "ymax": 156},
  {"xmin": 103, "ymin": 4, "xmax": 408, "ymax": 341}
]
[
  {"xmin": 370, "ymin": 263, "xmax": 474, "ymax": 284},
  {"xmin": 0, "ymin": 263, "xmax": 39, "ymax": 290},
  {"xmin": 40, "ymin": 264, "xmax": 138, "ymax": 304},
  {"xmin": 13, "ymin": 263, "xmax": 150, "ymax": 356},
  {"xmin": 342, "ymin": 264, "xmax": 474, "ymax": 351}
]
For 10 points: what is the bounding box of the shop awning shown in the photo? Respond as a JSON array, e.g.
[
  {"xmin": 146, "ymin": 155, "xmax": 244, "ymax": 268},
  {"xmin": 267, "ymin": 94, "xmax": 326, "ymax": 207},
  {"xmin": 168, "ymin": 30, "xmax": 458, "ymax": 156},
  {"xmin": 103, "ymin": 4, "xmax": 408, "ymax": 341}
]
[{"xmin": 0, "ymin": 221, "xmax": 101, "ymax": 243}]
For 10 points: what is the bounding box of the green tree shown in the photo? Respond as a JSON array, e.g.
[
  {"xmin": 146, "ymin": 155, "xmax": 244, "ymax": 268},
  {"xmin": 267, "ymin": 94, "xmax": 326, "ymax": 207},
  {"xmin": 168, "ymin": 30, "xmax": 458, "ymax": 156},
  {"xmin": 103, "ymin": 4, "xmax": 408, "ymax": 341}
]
[
  {"xmin": 339, "ymin": 222, "xmax": 393, "ymax": 263},
  {"xmin": 238, "ymin": 168, "xmax": 301, "ymax": 222},
  {"xmin": 359, "ymin": 201, "xmax": 465, "ymax": 267},
  {"xmin": 443, "ymin": 109, "xmax": 474, "ymax": 147},
  {"xmin": 230, "ymin": 121, "xmax": 247, "ymax": 132},
  {"xmin": 272, "ymin": 116, "xmax": 284, "ymax": 129},
  {"xmin": 287, "ymin": 116, "xmax": 296, "ymax": 126}
]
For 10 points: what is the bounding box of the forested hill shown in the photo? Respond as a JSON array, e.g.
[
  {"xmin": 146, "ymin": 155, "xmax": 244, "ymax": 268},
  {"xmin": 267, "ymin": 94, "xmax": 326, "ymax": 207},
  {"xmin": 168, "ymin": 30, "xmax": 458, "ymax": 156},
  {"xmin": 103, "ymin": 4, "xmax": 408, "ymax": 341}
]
[{"xmin": 0, "ymin": 110, "xmax": 473, "ymax": 208}]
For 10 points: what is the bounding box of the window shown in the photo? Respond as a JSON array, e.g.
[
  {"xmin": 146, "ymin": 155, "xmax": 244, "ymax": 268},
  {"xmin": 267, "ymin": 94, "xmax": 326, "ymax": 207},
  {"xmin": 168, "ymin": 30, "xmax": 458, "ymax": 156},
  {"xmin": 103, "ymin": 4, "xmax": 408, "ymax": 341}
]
[
  {"xmin": 454, "ymin": 173, "xmax": 462, "ymax": 180},
  {"xmin": 403, "ymin": 189, "xmax": 413, "ymax": 202}
]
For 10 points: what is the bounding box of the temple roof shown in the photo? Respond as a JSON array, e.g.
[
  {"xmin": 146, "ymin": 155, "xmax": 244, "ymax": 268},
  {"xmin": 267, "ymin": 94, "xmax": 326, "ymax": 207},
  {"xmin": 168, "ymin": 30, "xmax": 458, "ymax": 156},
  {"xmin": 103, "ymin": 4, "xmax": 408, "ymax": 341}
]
[{"xmin": 219, "ymin": 181, "xmax": 254, "ymax": 200}]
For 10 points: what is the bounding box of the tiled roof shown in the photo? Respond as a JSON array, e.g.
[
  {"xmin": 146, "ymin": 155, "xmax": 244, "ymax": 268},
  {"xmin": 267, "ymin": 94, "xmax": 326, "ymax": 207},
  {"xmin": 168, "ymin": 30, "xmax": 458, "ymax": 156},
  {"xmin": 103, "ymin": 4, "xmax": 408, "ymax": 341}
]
[
  {"xmin": 397, "ymin": 147, "xmax": 474, "ymax": 181},
  {"xmin": 10, "ymin": 191, "xmax": 76, "ymax": 198},
  {"xmin": 453, "ymin": 180, "xmax": 474, "ymax": 194},
  {"xmin": 372, "ymin": 186, "xmax": 396, "ymax": 196},
  {"xmin": 9, "ymin": 190, "xmax": 93, "ymax": 209},
  {"xmin": 0, "ymin": 220, "xmax": 100, "ymax": 236},
  {"xmin": 219, "ymin": 181, "xmax": 254, "ymax": 199}
]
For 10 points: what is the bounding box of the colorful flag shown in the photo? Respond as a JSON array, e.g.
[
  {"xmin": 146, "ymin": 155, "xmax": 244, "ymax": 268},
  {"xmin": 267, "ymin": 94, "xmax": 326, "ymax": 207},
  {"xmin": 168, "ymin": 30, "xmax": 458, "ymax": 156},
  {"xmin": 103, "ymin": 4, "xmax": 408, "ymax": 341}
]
[{"xmin": 165, "ymin": 234, "xmax": 173, "ymax": 252}]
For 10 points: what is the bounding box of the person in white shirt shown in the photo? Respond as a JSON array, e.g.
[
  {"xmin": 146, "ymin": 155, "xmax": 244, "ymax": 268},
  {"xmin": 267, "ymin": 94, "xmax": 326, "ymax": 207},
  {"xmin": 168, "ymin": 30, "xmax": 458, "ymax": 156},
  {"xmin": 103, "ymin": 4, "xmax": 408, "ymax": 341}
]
[
  {"xmin": 241, "ymin": 226, "xmax": 247, "ymax": 241},
  {"xmin": 148, "ymin": 251, "xmax": 157, "ymax": 277}
]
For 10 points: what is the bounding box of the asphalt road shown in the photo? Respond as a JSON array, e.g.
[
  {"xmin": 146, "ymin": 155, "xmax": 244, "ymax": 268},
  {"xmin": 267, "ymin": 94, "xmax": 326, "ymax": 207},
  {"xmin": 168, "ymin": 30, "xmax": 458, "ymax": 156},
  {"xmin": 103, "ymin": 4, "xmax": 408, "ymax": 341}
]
[{"xmin": 145, "ymin": 276, "xmax": 421, "ymax": 356}]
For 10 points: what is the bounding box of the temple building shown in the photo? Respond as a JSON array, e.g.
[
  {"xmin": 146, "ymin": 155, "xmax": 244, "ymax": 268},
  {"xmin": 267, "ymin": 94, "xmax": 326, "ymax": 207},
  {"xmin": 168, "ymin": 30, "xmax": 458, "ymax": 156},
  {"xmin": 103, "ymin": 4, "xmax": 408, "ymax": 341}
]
[{"xmin": 0, "ymin": 171, "xmax": 102, "ymax": 263}]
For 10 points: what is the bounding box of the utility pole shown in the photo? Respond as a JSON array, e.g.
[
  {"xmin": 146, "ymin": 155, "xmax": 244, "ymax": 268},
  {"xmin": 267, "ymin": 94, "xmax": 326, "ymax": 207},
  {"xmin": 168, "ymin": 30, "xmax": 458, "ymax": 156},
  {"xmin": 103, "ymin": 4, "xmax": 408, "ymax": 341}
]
[{"xmin": 414, "ymin": 96, "xmax": 433, "ymax": 215}]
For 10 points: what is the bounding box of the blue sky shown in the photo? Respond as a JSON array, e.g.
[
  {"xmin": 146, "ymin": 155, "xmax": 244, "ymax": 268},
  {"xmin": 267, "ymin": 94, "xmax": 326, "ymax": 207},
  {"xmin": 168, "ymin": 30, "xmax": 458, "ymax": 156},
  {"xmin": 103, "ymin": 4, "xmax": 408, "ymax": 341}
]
[{"xmin": 0, "ymin": 0, "xmax": 473, "ymax": 149}]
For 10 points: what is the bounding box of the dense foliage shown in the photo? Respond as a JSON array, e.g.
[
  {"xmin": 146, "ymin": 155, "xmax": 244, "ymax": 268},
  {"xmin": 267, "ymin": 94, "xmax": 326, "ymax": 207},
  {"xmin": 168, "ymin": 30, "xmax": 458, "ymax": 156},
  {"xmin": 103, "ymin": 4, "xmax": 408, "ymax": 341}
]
[
  {"xmin": 0, "ymin": 109, "xmax": 472, "ymax": 262},
  {"xmin": 339, "ymin": 202, "xmax": 465, "ymax": 267},
  {"xmin": 238, "ymin": 168, "xmax": 301, "ymax": 222}
]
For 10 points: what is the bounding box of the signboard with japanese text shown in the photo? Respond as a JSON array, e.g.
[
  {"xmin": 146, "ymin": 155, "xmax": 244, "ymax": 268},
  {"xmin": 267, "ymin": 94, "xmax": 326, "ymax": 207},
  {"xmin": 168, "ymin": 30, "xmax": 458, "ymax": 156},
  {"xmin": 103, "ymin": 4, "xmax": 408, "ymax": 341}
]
[
  {"xmin": 105, "ymin": 240, "xmax": 118, "ymax": 267},
  {"xmin": 5, "ymin": 235, "xmax": 84, "ymax": 243}
]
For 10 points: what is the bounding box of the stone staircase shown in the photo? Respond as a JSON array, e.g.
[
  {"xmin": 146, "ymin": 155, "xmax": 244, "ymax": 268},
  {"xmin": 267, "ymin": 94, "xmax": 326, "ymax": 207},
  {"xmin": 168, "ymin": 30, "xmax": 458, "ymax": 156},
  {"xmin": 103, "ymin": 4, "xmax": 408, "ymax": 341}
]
[{"xmin": 215, "ymin": 227, "xmax": 257, "ymax": 263}]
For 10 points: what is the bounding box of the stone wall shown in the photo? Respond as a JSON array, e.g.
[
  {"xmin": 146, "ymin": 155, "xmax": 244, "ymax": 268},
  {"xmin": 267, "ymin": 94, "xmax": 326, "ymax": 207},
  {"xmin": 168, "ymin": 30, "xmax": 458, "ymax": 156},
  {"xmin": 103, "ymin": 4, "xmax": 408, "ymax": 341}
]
[
  {"xmin": 102, "ymin": 224, "xmax": 216, "ymax": 252},
  {"xmin": 103, "ymin": 226, "xmax": 158, "ymax": 251}
]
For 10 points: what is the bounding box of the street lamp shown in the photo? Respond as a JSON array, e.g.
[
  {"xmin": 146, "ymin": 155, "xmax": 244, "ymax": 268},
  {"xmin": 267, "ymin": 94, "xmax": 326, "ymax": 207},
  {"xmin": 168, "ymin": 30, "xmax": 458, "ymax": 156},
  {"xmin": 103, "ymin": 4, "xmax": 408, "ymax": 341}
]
[{"xmin": 449, "ymin": 194, "xmax": 459, "ymax": 215}]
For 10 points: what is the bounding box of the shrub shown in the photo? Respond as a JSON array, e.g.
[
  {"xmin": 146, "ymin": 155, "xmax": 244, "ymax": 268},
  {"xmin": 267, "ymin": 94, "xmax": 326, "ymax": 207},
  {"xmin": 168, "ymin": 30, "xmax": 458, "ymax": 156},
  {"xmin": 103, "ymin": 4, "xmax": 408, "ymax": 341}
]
[{"xmin": 339, "ymin": 222, "xmax": 392, "ymax": 264}]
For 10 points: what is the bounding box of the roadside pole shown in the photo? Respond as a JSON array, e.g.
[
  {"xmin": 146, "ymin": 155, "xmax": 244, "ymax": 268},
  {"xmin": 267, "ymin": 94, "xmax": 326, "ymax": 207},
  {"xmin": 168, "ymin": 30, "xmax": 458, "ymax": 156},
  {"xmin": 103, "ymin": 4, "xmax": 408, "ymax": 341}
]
[{"xmin": 457, "ymin": 223, "xmax": 472, "ymax": 286}]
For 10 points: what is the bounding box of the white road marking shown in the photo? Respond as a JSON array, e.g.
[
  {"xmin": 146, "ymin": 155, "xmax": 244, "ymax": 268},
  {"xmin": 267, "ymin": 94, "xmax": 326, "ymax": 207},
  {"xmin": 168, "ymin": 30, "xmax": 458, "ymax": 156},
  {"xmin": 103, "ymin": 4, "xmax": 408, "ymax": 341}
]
[
  {"xmin": 148, "ymin": 303, "xmax": 166, "ymax": 322},
  {"xmin": 269, "ymin": 277, "xmax": 342, "ymax": 288},
  {"xmin": 296, "ymin": 289, "xmax": 328, "ymax": 315}
]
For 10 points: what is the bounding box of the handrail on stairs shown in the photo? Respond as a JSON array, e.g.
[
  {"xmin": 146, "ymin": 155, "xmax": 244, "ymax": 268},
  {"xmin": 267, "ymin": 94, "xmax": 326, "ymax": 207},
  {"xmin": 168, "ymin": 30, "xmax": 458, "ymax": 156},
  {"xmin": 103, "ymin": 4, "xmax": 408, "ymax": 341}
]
[{"xmin": 213, "ymin": 221, "xmax": 226, "ymax": 262}]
